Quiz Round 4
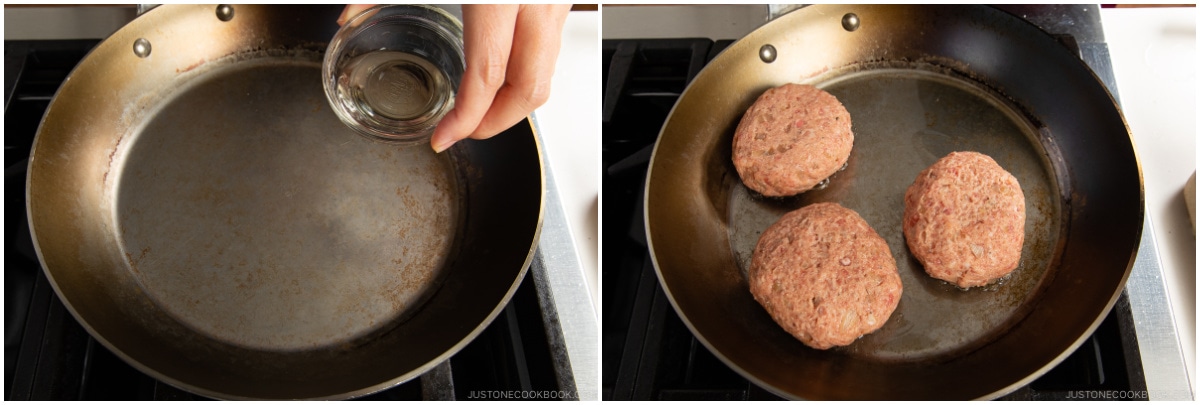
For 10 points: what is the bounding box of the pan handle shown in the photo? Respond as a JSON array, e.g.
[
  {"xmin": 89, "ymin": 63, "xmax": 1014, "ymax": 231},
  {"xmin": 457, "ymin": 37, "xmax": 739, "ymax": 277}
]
[
  {"xmin": 767, "ymin": 4, "xmax": 803, "ymax": 21},
  {"xmin": 136, "ymin": 4, "xmax": 158, "ymax": 15}
]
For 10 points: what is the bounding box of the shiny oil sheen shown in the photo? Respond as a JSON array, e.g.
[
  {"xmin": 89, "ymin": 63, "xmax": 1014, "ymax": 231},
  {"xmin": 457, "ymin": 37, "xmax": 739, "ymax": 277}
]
[
  {"xmin": 727, "ymin": 69, "xmax": 1061, "ymax": 363},
  {"xmin": 645, "ymin": 4, "xmax": 1142, "ymax": 400}
]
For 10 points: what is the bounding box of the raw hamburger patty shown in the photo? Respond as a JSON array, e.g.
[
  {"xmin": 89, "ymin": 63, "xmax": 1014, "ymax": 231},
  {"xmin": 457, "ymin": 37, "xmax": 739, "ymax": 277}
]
[
  {"xmin": 903, "ymin": 151, "xmax": 1026, "ymax": 288},
  {"xmin": 732, "ymin": 83, "xmax": 853, "ymax": 197},
  {"xmin": 748, "ymin": 202, "xmax": 902, "ymax": 350}
]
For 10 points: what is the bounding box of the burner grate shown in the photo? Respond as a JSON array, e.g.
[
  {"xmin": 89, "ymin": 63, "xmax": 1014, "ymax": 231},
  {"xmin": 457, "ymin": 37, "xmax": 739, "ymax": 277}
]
[
  {"xmin": 5, "ymin": 39, "xmax": 565, "ymax": 401},
  {"xmin": 600, "ymin": 35, "xmax": 1147, "ymax": 401}
]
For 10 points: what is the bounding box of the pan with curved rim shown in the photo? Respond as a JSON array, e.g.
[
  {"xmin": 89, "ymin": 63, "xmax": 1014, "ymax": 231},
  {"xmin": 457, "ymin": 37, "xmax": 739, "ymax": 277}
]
[{"xmin": 645, "ymin": 4, "xmax": 1141, "ymax": 400}]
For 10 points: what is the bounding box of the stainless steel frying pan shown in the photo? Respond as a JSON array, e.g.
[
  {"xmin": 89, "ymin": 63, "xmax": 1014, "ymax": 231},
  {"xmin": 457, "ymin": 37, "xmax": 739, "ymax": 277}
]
[
  {"xmin": 27, "ymin": 5, "xmax": 543, "ymax": 399},
  {"xmin": 645, "ymin": 5, "xmax": 1142, "ymax": 399}
]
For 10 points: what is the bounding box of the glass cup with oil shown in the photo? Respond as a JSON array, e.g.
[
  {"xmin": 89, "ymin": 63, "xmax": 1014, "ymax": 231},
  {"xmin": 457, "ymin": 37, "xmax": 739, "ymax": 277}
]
[{"xmin": 323, "ymin": 5, "xmax": 465, "ymax": 145}]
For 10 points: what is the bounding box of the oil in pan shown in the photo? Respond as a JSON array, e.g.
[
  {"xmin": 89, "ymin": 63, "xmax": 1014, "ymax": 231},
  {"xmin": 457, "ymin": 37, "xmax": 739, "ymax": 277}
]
[{"xmin": 726, "ymin": 65, "xmax": 1064, "ymax": 363}]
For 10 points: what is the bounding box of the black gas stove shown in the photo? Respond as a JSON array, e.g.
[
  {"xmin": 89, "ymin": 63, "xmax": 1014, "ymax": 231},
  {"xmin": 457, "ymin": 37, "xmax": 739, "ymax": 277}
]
[
  {"xmin": 601, "ymin": 7, "xmax": 1149, "ymax": 401},
  {"xmin": 4, "ymin": 39, "xmax": 565, "ymax": 401}
]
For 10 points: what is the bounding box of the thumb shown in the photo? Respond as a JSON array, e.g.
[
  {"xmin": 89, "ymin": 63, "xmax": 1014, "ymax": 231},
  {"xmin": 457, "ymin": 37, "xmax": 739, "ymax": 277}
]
[{"xmin": 337, "ymin": 4, "xmax": 377, "ymax": 26}]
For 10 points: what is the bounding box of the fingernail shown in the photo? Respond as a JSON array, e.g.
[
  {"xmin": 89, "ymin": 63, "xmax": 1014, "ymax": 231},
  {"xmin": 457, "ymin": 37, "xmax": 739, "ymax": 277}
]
[
  {"xmin": 336, "ymin": 8, "xmax": 350, "ymax": 26},
  {"xmin": 430, "ymin": 110, "xmax": 458, "ymax": 153},
  {"xmin": 432, "ymin": 139, "xmax": 456, "ymax": 153}
]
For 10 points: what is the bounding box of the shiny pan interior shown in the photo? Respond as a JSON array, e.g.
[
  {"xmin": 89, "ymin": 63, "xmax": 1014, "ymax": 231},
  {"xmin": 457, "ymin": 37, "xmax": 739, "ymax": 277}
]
[
  {"xmin": 27, "ymin": 5, "xmax": 543, "ymax": 399},
  {"xmin": 645, "ymin": 4, "xmax": 1142, "ymax": 400}
]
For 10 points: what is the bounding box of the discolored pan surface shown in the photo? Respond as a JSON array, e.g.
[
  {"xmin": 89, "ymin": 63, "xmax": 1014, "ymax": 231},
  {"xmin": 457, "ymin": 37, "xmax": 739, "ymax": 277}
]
[
  {"xmin": 647, "ymin": 4, "xmax": 1142, "ymax": 401},
  {"xmin": 26, "ymin": 5, "xmax": 544, "ymax": 400},
  {"xmin": 728, "ymin": 68, "xmax": 1061, "ymax": 362},
  {"xmin": 115, "ymin": 59, "xmax": 462, "ymax": 351}
]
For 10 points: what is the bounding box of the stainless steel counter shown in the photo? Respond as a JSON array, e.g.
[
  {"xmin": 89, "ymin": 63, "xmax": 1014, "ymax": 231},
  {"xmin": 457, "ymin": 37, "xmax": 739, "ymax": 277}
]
[
  {"xmin": 4, "ymin": 5, "xmax": 599, "ymax": 400},
  {"xmin": 604, "ymin": 4, "xmax": 1192, "ymax": 400}
]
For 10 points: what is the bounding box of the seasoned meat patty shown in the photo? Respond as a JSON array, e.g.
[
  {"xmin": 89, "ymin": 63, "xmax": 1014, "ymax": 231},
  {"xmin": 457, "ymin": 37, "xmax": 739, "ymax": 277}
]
[
  {"xmin": 732, "ymin": 83, "xmax": 853, "ymax": 197},
  {"xmin": 748, "ymin": 202, "xmax": 902, "ymax": 350},
  {"xmin": 903, "ymin": 151, "xmax": 1026, "ymax": 288}
]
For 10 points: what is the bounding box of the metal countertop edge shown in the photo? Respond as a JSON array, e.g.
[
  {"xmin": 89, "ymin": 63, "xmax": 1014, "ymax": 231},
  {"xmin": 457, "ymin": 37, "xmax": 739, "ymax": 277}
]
[
  {"xmin": 1085, "ymin": 41, "xmax": 1193, "ymax": 401},
  {"xmin": 604, "ymin": 4, "xmax": 1188, "ymax": 400},
  {"xmin": 1126, "ymin": 214, "xmax": 1193, "ymax": 400},
  {"xmin": 527, "ymin": 112, "xmax": 600, "ymax": 401}
]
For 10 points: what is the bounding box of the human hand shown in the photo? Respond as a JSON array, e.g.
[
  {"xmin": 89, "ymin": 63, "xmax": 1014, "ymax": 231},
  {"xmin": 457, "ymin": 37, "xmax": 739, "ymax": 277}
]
[
  {"xmin": 433, "ymin": 4, "xmax": 571, "ymax": 152},
  {"xmin": 338, "ymin": 4, "xmax": 572, "ymax": 153},
  {"xmin": 336, "ymin": 4, "xmax": 375, "ymax": 26}
]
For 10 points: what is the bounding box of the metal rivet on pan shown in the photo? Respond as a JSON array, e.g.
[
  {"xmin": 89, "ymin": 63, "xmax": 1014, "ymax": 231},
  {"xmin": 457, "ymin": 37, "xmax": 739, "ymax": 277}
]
[
  {"xmin": 759, "ymin": 44, "xmax": 777, "ymax": 63},
  {"xmin": 133, "ymin": 38, "xmax": 152, "ymax": 58},
  {"xmin": 842, "ymin": 13, "xmax": 860, "ymax": 32},
  {"xmin": 216, "ymin": 4, "xmax": 235, "ymax": 22}
]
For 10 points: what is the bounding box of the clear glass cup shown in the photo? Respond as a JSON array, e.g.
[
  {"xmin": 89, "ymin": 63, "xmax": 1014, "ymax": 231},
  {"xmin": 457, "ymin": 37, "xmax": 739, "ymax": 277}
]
[{"xmin": 323, "ymin": 5, "xmax": 465, "ymax": 145}]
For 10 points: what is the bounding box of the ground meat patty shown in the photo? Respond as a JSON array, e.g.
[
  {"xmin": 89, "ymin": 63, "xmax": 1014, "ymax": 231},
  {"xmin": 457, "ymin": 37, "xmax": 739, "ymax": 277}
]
[
  {"xmin": 903, "ymin": 151, "xmax": 1026, "ymax": 288},
  {"xmin": 732, "ymin": 84, "xmax": 853, "ymax": 197},
  {"xmin": 748, "ymin": 202, "xmax": 902, "ymax": 350}
]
